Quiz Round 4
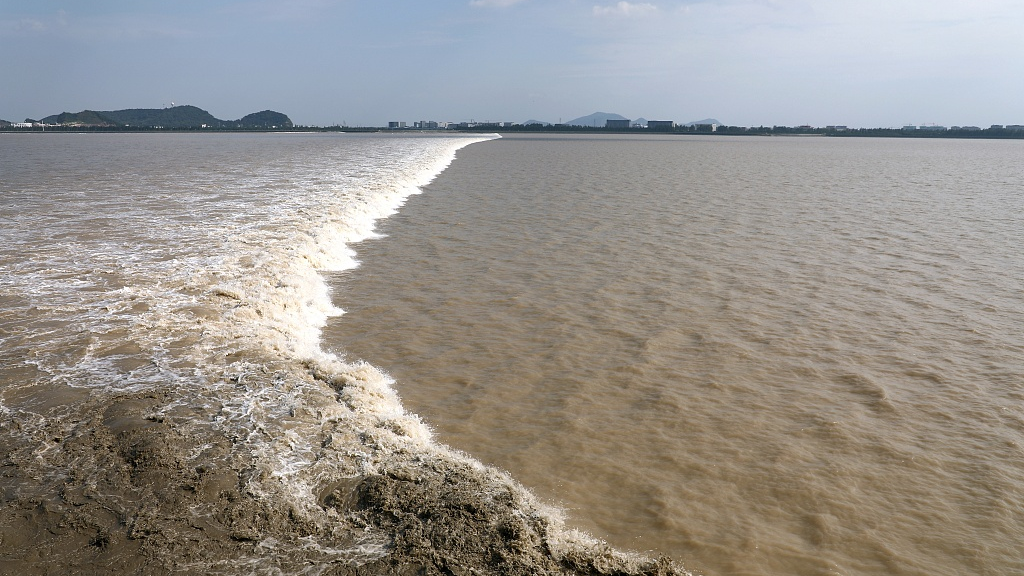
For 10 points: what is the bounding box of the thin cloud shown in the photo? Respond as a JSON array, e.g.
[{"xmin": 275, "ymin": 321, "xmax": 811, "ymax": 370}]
[
  {"xmin": 0, "ymin": 10, "xmax": 61, "ymax": 37},
  {"xmin": 593, "ymin": 2, "xmax": 658, "ymax": 17},
  {"xmin": 0, "ymin": 8, "xmax": 192, "ymax": 41},
  {"xmin": 469, "ymin": 0, "xmax": 527, "ymax": 7},
  {"xmin": 220, "ymin": 0, "xmax": 341, "ymax": 23}
]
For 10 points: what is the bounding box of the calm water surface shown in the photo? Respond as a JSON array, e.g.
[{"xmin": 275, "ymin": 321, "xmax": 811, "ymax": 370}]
[{"xmin": 326, "ymin": 134, "xmax": 1024, "ymax": 576}]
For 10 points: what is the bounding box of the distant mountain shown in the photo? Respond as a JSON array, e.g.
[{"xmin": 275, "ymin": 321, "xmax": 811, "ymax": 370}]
[
  {"xmin": 682, "ymin": 118, "xmax": 722, "ymax": 126},
  {"xmin": 565, "ymin": 112, "xmax": 628, "ymax": 127},
  {"xmin": 0, "ymin": 119, "xmax": 10, "ymax": 126},
  {"xmin": 521, "ymin": 119, "xmax": 551, "ymax": 126},
  {"xmin": 39, "ymin": 105, "xmax": 293, "ymax": 129},
  {"xmin": 634, "ymin": 117, "xmax": 648, "ymax": 127}
]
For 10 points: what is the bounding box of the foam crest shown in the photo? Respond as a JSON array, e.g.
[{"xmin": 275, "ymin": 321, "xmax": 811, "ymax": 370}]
[{"xmin": 1, "ymin": 133, "xmax": 686, "ymax": 574}]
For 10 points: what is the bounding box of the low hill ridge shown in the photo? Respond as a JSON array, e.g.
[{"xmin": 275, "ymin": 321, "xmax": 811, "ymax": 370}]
[
  {"xmin": 41, "ymin": 110, "xmax": 119, "ymax": 126},
  {"xmin": 39, "ymin": 105, "xmax": 293, "ymax": 129}
]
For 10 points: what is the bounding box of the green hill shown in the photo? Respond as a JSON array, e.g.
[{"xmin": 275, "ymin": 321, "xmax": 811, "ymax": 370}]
[
  {"xmin": 99, "ymin": 105, "xmax": 223, "ymax": 128},
  {"xmin": 237, "ymin": 110, "xmax": 293, "ymax": 128},
  {"xmin": 39, "ymin": 110, "xmax": 119, "ymax": 127},
  {"xmin": 38, "ymin": 105, "xmax": 294, "ymax": 129}
]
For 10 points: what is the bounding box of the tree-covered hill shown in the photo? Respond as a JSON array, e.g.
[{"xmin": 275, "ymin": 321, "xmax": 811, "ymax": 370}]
[
  {"xmin": 39, "ymin": 110, "xmax": 120, "ymax": 127},
  {"xmin": 99, "ymin": 105, "xmax": 223, "ymax": 128},
  {"xmin": 38, "ymin": 105, "xmax": 293, "ymax": 129},
  {"xmin": 237, "ymin": 110, "xmax": 293, "ymax": 128}
]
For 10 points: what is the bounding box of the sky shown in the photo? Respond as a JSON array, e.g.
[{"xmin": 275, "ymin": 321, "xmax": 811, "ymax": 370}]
[{"xmin": 2, "ymin": 0, "xmax": 1023, "ymax": 128}]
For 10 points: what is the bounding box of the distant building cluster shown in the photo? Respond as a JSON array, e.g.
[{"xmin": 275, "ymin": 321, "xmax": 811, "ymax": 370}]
[
  {"xmin": 388, "ymin": 120, "xmax": 519, "ymax": 130},
  {"xmin": 384, "ymin": 118, "xmax": 722, "ymax": 131},
  {"xmin": 903, "ymin": 124, "xmax": 957, "ymax": 131},
  {"xmin": 902, "ymin": 124, "xmax": 1024, "ymax": 132}
]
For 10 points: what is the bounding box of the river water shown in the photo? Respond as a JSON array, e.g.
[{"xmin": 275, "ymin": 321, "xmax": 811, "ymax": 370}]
[
  {"xmin": 2, "ymin": 131, "xmax": 1022, "ymax": 575},
  {"xmin": 328, "ymin": 133, "xmax": 1024, "ymax": 576}
]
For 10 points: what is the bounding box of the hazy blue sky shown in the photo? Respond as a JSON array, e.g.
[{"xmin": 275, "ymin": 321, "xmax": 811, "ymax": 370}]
[{"xmin": 2, "ymin": 0, "xmax": 1022, "ymax": 127}]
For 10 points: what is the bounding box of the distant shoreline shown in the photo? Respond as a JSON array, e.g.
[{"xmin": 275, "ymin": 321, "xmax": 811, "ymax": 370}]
[{"xmin": 3, "ymin": 125, "xmax": 1024, "ymax": 139}]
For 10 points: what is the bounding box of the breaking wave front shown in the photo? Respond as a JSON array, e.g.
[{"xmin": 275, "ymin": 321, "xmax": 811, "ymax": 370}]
[{"xmin": 0, "ymin": 133, "xmax": 685, "ymax": 575}]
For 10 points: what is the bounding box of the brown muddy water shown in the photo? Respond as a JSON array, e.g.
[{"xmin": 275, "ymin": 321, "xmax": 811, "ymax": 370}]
[
  {"xmin": 326, "ymin": 133, "xmax": 1024, "ymax": 576},
  {"xmin": 2, "ymin": 131, "xmax": 1022, "ymax": 575},
  {"xmin": 1, "ymin": 132, "xmax": 684, "ymax": 576}
]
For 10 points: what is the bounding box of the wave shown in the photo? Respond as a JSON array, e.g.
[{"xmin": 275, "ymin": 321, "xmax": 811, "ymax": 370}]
[{"xmin": 0, "ymin": 133, "xmax": 686, "ymax": 575}]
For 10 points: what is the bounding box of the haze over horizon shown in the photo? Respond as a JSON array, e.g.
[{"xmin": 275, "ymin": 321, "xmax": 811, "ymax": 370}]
[{"xmin": 2, "ymin": 0, "xmax": 1022, "ymax": 128}]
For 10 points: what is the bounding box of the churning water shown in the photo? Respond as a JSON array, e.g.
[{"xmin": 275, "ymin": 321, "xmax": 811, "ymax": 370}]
[{"xmin": 2, "ymin": 132, "xmax": 1022, "ymax": 575}]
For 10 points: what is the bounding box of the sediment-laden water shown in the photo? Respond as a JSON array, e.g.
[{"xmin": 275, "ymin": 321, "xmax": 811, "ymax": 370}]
[
  {"xmin": 327, "ymin": 134, "xmax": 1024, "ymax": 576},
  {"xmin": 3, "ymin": 131, "xmax": 1023, "ymax": 576},
  {"xmin": 0, "ymin": 132, "xmax": 680, "ymax": 575}
]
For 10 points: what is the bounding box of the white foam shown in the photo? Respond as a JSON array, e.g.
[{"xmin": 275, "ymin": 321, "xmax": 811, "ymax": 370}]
[
  {"xmin": 5, "ymin": 133, "xmax": 643, "ymax": 571},
  {"xmin": 3, "ymin": 135, "xmax": 495, "ymax": 396}
]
